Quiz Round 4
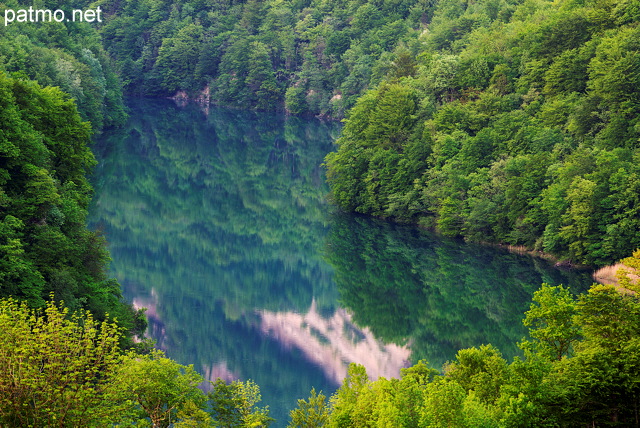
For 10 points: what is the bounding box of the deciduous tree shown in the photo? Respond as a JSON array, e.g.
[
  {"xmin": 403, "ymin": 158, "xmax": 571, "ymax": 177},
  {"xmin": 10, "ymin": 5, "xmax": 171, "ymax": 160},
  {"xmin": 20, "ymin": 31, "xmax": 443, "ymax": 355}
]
[{"xmin": 0, "ymin": 298, "xmax": 123, "ymax": 427}]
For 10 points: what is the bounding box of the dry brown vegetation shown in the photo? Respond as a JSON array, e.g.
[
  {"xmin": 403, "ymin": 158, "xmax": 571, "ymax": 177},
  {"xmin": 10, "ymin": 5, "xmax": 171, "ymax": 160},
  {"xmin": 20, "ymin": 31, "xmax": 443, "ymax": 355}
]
[
  {"xmin": 593, "ymin": 262, "xmax": 640, "ymax": 294},
  {"xmin": 593, "ymin": 263, "xmax": 625, "ymax": 287}
]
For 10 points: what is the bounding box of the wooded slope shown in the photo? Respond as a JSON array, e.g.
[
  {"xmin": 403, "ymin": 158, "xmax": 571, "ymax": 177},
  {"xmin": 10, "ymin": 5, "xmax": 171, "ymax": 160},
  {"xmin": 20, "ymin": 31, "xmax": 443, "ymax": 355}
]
[
  {"xmin": 0, "ymin": 1, "xmax": 126, "ymax": 129},
  {"xmin": 326, "ymin": 0, "xmax": 640, "ymax": 266},
  {"xmin": 98, "ymin": 0, "xmax": 431, "ymax": 117},
  {"xmin": 0, "ymin": 72, "xmax": 141, "ymax": 338}
]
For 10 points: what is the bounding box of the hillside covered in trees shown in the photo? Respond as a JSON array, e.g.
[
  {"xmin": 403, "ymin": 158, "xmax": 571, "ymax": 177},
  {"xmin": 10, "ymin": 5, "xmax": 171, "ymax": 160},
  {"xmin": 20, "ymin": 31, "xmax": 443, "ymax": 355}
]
[
  {"xmin": 0, "ymin": 0, "xmax": 126, "ymax": 129},
  {"xmin": 325, "ymin": 0, "xmax": 640, "ymax": 266},
  {"xmin": 89, "ymin": 0, "xmax": 640, "ymax": 266},
  {"xmin": 0, "ymin": 72, "xmax": 142, "ymax": 339},
  {"xmin": 97, "ymin": 0, "xmax": 430, "ymax": 117}
]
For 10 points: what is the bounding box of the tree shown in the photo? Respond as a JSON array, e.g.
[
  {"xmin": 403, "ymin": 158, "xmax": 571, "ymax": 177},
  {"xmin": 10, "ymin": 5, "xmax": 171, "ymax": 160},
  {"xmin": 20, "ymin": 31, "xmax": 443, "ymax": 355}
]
[
  {"xmin": 364, "ymin": 83, "xmax": 418, "ymax": 149},
  {"xmin": 0, "ymin": 298, "xmax": 123, "ymax": 427},
  {"xmin": 522, "ymin": 284, "xmax": 581, "ymax": 361},
  {"xmin": 389, "ymin": 45, "xmax": 417, "ymax": 79},
  {"xmin": 617, "ymin": 248, "xmax": 640, "ymax": 292},
  {"xmin": 0, "ymin": 216, "xmax": 45, "ymax": 307},
  {"xmin": 114, "ymin": 350, "xmax": 211, "ymax": 428},
  {"xmin": 444, "ymin": 345, "xmax": 508, "ymax": 405},
  {"xmin": 559, "ymin": 177, "xmax": 599, "ymax": 263},
  {"xmin": 154, "ymin": 24, "xmax": 204, "ymax": 93},
  {"xmin": 327, "ymin": 364, "xmax": 369, "ymax": 427},
  {"xmin": 209, "ymin": 378, "xmax": 274, "ymax": 427},
  {"xmin": 420, "ymin": 380, "xmax": 467, "ymax": 427},
  {"xmin": 549, "ymin": 284, "xmax": 640, "ymax": 424},
  {"xmin": 288, "ymin": 388, "xmax": 329, "ymax": 428},
  {"xmin": 285, "ymin": 85, "xmax": 307, "ymax": 115},
  {"xmin": 588, "ymin": 26, "xmax": 640, "ymax": 148},
  {"xmin": 0, "ymin": 72, "xmax": 139, "ymax": 338},
  {"xmin": 246, "ymin": 41, "xmax": 281, "ymax": 110},
  {"xmin": 436, "ymin": 196, "xmax": 464, "ymax": 237}
]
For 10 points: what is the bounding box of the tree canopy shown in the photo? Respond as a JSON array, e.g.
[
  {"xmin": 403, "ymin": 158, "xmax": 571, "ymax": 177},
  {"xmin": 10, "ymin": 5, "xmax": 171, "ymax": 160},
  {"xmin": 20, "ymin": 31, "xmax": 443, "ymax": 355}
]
[
  {"xmin": 0, "ymin": 0, "xmax": 126, "ymax": 129},
  {"xmin": 0, "ymin": 298, "xmax": 273, "ymax": 427},
  {"xmin": 97, "ymin": 0, "xmax": 429, "ymax": 117},
  {"xmin": 0, "ymin": 71, "xmax": 142, "ymax": 340},
  {"xmin": 325, "ymin": 0, "xmax": 640, "ymax": 266}
]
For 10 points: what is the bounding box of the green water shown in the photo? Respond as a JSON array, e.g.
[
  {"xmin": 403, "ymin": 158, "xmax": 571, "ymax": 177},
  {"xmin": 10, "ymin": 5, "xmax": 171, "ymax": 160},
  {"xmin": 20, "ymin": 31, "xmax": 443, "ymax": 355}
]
[{"xmin": 88, "ymin": 98, "xmax": 595, "ymax": 425}]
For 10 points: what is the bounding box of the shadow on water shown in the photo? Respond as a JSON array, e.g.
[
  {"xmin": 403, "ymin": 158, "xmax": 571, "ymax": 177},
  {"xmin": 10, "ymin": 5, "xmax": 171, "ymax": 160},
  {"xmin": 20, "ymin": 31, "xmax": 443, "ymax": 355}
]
[{"xmin": 88, "ymin": 98, "xmax": 595, "ymax": 425}]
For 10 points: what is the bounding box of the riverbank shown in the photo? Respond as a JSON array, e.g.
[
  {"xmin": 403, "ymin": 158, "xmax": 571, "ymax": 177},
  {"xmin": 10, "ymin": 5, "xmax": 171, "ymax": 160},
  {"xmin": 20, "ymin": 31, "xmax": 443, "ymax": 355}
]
[{"xmin": 495, "ymin": 246, "xmax": 638, "ymax": 291}]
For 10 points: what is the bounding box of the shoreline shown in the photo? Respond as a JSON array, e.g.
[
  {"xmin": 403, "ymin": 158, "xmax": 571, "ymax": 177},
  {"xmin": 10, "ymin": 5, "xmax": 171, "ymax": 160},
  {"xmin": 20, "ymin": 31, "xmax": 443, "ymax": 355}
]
[{"xmin": 488, "ymin": 241, "xmax": 638, "ymax": 291}]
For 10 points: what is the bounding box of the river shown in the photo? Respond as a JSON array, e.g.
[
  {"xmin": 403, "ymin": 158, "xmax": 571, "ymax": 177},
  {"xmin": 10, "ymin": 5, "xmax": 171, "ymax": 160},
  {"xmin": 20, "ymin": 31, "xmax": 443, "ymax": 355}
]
[{"xmin": 88, "ymin": 98, "xmax": 594, "ymax": 425}]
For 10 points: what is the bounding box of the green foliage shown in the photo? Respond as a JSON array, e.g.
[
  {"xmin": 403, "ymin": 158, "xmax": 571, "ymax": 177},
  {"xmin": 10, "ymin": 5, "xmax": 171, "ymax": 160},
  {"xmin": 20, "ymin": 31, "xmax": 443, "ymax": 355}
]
[
  {"xmin": 327, "ymin": 363, "xmax": 369, "ymax": 427},
  {"xmin": 0, "ymin": 72, "xmax": 142, "ymax": 343},
  {"xmin": 154, "ymin": 24, "xmax": 204, "ymax": 94},
  {"xmin": 421, "ymin": 380, "xmax": 468, "ymax": 427},
  {"xmin": 617, "ymin": 248, "xmax": 640, "ymax": 292},
  {"xmin": 98, "ymin": 0, "xmax": 424, "ymax": 116},
  {"xmin": 325, "ymin": 0, "xmax": 640, "ymax": 266},
  {"xmin": 547, "ymin": 284, "xmax": 640, "ymax": 424},
  {"xmin": 0, "ymin": 298, "xmax": 123, "ymax": 427},
  {"xmin": 522, "ymin": 284, "xmax": 581, "ymax": 361},
  {"xmin": 115, "ymin": 350, "xmax": 211, "ymax": 427},
  {"xmin": 288, "ymin": 389, "xmax": 330, "ymax": 428},
  {"xmin": 0, "ymin": 0, "xmax": 126, "ymax": 129},
  {"xmin": 327, "ymin": 363, "xmax": 431, "ymax": 427},
  {"xmin": 444, "ymin": 345, "xmax": 508, "ymax": 405},
  {"xmin": 325, "ymin": 83, "xmax": 422, "ymax": 215},
  {"xmin": 0, "ymin": 297, "xmax": 273, "ymax": 427},
  {"xmin": 209, "ymin": 378, "xmax": 274, "ymax": 427}
]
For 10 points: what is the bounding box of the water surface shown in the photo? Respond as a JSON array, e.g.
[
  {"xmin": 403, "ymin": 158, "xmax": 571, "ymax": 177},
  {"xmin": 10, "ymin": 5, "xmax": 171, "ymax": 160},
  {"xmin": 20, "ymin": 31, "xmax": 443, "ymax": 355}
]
[{"xmin": 89, "ymin": 99, "xmax": 594, "ymax": 425}]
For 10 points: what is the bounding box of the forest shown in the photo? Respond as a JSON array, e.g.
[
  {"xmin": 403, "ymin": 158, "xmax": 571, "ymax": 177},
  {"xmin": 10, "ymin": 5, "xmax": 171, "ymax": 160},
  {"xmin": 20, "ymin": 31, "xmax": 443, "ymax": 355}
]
[
  {"xmin": 97, "ymin": 0, "xmax": 429, "ymax": 117},
  {"xmin": 325, "ymin": 0, "xmax": 640, "ymax": 267},
  {"xmin": 2, "ymin": 0, "xmax": 640, "ymax": 424},
  {"xmin": 55, "ymin": 0, "xmax": 639, "ymax": 266},
  {"xmin": 0, "ymin": 71, "xmax": 143, "ymax": 342},
  {"xmin": 0, "ymin": 0, "xmax": 126, "ymax": 129}
]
